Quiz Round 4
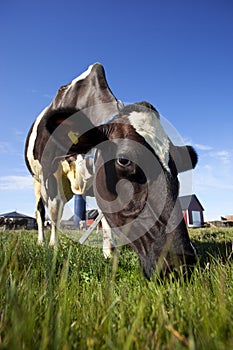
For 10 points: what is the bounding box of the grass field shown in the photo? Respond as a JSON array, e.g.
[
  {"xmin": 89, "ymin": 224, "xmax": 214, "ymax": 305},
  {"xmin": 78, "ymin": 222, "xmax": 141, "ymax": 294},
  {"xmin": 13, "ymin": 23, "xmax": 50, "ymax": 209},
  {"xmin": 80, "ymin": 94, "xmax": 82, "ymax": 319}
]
[{"xmin": 0, "ymin": 228, "xmax": 233, "ymax": 349}]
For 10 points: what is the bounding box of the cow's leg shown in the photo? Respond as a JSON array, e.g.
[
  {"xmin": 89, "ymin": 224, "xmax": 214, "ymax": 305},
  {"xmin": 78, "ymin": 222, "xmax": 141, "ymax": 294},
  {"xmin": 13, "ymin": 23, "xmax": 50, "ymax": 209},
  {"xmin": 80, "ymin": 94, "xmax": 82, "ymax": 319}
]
[
  {"xmin": 34, "ymin": 179, "xmax": 45, "ymax": 244},
  {"xmin": 101, "ymin": 215, "xmax": 116, "ymax": 258},
  {"xmin": 48, "ymin": 198, "xmax": 64, "ymax": 246}
]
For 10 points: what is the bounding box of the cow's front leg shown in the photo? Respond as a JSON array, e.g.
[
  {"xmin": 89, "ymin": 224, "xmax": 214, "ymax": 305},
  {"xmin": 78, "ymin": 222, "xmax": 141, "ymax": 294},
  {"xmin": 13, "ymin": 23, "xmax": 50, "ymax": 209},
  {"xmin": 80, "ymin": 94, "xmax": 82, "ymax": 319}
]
[
  {"xmin": 101, "ymin": 215, "xmax": 117, "ymax": 258},
  {"xmin": 48, "ymin": 197, "xmax": 64, "ymax": 246}
]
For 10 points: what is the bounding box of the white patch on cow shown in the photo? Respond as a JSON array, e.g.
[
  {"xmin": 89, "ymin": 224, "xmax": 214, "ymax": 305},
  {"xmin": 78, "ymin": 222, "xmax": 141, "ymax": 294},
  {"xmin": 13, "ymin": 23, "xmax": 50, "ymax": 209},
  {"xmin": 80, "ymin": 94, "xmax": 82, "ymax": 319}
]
[
  {"xmin": 34, "ymin": 178, "xmax": 45, "ymax": 244},
  {"xmin": 101, "ymin": 214, "xmax": 116, "ymax": 258},
  {"xmin": 70, "ymin": 64, "xmax": 94, "ymax": 86},
  {"xmin": 26, "ymin": 106, "xmax": 49, "ymax": 180},
  {"xmin": 61, "ymin": 155, "xmax": 92, "ymax": 195},
  {"xmin": 128, "ymin": 111, "xmax": 170, "ymax": 172},
  {"xmin": 76, "ymin": 154, "xmax": 92, "ymax": 181},
  {"xmin": 40, "ymin": 177, "xmax": 48, "ymax": 203},
  {"xmin": 48, "ymin": 196, "xmax": 63, "ymax": 246}
]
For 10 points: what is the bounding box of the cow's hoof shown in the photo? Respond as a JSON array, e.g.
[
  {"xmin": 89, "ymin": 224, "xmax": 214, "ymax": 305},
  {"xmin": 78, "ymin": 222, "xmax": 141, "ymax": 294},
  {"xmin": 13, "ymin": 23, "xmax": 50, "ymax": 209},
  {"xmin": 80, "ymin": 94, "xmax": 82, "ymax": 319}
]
[
  {"xmin": 37, "ymin": 240, "xmax": 45, "ymax": 246},
  {"xmin": 103, "ymin": 247, "xmax": 117, "ymax": 259},
  {"xmin": 103, "ymin": 250, "xmax": 112, "ymax": 259}
]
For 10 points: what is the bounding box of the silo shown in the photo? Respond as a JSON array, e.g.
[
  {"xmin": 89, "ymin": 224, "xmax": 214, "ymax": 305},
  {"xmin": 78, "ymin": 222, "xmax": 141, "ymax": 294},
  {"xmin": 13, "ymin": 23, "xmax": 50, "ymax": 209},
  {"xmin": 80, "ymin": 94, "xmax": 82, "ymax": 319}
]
[{"xmin": 74, "ymin": 195, "xmax": 86, "ymax": 227}]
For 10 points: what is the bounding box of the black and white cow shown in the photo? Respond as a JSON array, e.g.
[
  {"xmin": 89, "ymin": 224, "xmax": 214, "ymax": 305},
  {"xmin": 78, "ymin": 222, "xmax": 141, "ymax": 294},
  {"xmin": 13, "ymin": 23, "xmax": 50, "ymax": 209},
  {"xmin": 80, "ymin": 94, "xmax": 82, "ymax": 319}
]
[
  {"xmin": 25, "ymin": 63, "xmax": 118, "ymax": 257},
  {"xmin": 25, "ymin": 63, "xmax": 197, "ymax": 278}
]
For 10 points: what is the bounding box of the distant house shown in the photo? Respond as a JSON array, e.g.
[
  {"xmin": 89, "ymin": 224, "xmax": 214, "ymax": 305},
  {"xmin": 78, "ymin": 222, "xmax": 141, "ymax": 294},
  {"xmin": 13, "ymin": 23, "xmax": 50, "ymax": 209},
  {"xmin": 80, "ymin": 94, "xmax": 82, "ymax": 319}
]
[
  {"xmin": 220, "ymin": 215, "xmax": 233, "ymax": 227},
  {"xmin": 179, "ymin": 195, "xmax": 204, "ymax": 227},
  {"xmin": 0, "ymin": 211, "xmax": 36, "ymax": 230}
]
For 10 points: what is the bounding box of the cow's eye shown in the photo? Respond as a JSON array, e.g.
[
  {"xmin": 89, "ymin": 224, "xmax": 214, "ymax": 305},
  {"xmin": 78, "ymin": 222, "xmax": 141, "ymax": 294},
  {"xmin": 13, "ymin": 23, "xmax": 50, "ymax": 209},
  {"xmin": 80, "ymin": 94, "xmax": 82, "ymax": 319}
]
[{"xmin": 117, "ymin": 155, "xmax": 131, "ymax": 167}]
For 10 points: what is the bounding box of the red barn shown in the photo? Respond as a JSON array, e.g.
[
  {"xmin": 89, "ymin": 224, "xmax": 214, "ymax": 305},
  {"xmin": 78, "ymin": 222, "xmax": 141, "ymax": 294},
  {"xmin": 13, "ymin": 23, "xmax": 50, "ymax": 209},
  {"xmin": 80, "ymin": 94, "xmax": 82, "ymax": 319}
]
[{"xmin": 179, "ymin": 194, "xmax": 204, "ymax": 227}]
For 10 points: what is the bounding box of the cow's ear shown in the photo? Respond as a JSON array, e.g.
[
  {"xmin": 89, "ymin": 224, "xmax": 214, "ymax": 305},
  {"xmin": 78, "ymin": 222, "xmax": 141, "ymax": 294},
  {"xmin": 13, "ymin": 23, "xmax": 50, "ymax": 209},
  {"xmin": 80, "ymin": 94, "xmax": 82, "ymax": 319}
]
[
  {"xmin": 45, "ymin": 108, "xmax": 93, "ymax": 136},
  {"xmin": 45, "ymin": 108, "xmax": 107, "ymax": 154},
  {"xmin": 169, "ymin": 144, "xmax": 198, "ymax": 174}
]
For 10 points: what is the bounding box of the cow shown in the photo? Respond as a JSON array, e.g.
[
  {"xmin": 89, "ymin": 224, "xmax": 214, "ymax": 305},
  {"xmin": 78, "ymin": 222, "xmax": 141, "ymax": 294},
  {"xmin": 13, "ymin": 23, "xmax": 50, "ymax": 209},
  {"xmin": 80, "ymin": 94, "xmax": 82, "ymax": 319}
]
[
  {"xmin": 25, "ymin": 63, "xmax": 119, "ymax": 257},
  {"xmin": 0, "ymin": 218, "xmax": 14, "ymax": 230},
  {"xmin": 0, "ymin": 217, "xmax": 28, "ymax": 230},
  {"xmin": 25, "ymin": 63, "xmax": 197, "ymax": 278},
  {"xmin": 13, "ymin": 218, "xmax": 28, "ymax": 230}
]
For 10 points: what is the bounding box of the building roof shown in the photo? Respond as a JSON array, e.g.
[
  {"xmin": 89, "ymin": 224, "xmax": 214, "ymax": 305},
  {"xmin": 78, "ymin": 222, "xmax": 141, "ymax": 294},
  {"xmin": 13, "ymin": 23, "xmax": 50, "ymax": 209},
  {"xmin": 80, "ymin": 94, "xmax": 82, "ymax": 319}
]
[
  {"xmin": 179, "ymin": 194, "xmax": 204, "ymax": 211},
  {"xmin": 221, "ymin": 215, "xmax": 233, "ymax": 222},
  {"xmin": 0, "ymin": 211, "xmax": 35, "ymax": 220}
]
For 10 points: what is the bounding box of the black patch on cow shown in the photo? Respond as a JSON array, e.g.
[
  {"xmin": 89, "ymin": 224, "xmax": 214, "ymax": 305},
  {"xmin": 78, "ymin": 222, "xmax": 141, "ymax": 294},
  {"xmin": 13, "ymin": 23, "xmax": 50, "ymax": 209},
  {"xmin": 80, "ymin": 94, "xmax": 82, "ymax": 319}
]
[
  {"xmin": 169, "ymin": 144, "xmax": 198, "ymax": 175},
  {"xmin": 45, "ymin": 108, "xmax": 107, "ymax": 156},
  {"xmin": 37, "ymin": 197, "xmax": 45, "ymax": 224},
  {"xmin": 24, "ymin": 121, "xmax": 36, "ymax": 175},
  {"xmin": 47, "ymin": 175, "xmax": 58, "ymax": 200}
]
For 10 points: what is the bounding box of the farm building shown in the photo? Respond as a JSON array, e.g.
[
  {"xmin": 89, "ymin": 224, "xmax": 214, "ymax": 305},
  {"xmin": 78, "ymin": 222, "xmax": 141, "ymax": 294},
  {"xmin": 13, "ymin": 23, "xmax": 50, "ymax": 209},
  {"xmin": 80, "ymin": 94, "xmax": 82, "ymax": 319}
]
[
  {"xmin": 179, "ymin": 194, "xmax": 204, "ymax": 227},
  {"xmin": 220, "ymin": 215, "xmax": 233, "ymax": 227},
  {"xmin": 0, "ymin": 211, "xmax": 36, "ymax": 230},
  {"xmin": 61, "ymin": 209, "xmax": 99, "ymax": 229}
]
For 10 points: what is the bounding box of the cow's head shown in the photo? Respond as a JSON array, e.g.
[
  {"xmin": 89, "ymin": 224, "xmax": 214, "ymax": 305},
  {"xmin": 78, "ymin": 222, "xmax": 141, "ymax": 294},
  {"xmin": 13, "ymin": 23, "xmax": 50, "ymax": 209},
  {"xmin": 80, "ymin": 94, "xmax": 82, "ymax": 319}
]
[{"xmin": 44, "ymin": 101, "xmax": 197, "ymax": 279}]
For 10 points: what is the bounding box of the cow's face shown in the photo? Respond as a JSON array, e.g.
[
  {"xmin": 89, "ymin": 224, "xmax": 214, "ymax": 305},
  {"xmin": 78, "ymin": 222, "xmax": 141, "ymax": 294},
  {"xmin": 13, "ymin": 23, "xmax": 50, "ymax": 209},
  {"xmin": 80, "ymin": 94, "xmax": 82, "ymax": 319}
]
[{"xmin": 45, "ymin": 103, "xmax": 197, "ymax": 278}]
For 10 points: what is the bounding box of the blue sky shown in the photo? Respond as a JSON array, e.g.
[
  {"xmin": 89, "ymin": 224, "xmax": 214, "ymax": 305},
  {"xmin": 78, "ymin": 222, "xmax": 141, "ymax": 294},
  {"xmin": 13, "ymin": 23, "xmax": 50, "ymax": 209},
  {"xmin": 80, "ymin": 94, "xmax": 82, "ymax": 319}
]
[{"xmin": 0, "ymin": 0, "xmax": 233, "ymax": 221}]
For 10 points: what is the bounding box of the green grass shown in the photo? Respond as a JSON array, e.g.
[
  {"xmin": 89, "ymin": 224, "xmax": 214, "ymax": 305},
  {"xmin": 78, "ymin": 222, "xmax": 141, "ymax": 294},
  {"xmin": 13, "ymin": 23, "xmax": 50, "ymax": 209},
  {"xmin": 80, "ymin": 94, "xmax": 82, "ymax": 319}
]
[{"xmin": 0, "ymin": 228, "xmax": 233, "ymax": 349}]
